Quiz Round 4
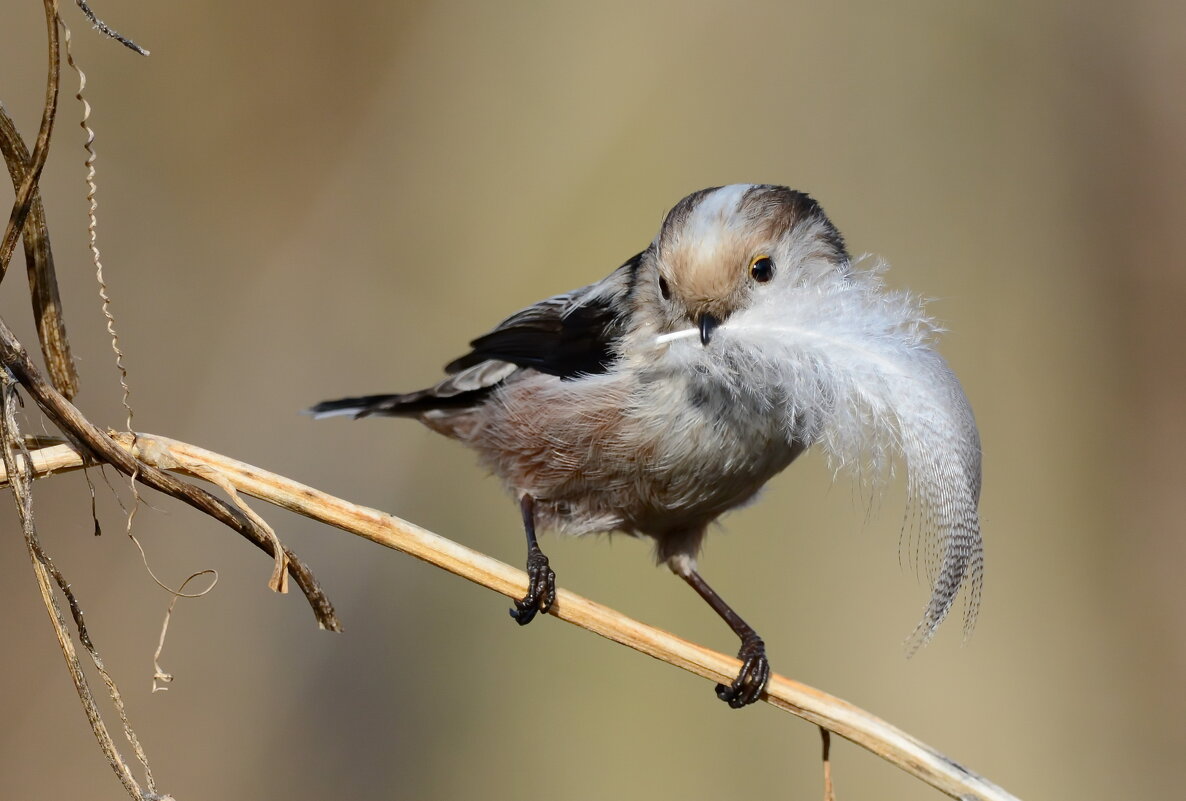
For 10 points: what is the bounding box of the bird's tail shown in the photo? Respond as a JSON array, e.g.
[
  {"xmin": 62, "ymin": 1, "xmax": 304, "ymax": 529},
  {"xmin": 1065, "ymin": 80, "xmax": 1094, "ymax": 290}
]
[
  {"xmin": 306, "ymin": 391, "xmax": 441, "ymax": 419},
  {"xmin": 308, "ymin": 361, "xmax": 519, "ymax": 420}
]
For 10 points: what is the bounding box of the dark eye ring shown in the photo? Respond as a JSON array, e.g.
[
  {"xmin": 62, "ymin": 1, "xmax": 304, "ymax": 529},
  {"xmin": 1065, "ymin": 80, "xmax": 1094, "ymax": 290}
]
[
  {"xmin": 658, "ymin": 275, "xmax": 671, "ymax": 300},
  {"xmin": 749, "ymin": 255, "xmax": 775, "ymax": 283}
]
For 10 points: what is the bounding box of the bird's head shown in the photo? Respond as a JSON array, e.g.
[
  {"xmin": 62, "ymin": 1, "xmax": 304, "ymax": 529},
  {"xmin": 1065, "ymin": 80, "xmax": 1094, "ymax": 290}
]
[{"xmin": 641, "ymin": 184, "xmax": 850, "ymax": 346}]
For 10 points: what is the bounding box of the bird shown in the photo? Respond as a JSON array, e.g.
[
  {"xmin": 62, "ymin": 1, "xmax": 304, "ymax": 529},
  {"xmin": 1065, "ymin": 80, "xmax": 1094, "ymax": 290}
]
[{"xmin": 310, "ymin": 184, "xmax": 984, "ymax": 709}]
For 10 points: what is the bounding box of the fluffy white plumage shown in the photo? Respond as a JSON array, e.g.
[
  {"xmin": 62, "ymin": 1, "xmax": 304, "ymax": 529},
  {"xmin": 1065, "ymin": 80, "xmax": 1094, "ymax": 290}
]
[{"xmin": 660, "ymin": 251, "xmax": 983, "ymax": 650}]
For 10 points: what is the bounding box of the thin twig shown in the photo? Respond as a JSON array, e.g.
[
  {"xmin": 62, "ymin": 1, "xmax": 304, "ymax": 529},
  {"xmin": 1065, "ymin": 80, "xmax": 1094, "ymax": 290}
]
[
  {"xmin": 0, "ymin": 434, "xmax": 1021, "ymax": 801},
  {"xmin": 0, "ymin": 315, "xmax": 340, "ymax": 630},
  {"xmin": 72, "ymin": 0, "xmax": 149, "ymax": 55}
]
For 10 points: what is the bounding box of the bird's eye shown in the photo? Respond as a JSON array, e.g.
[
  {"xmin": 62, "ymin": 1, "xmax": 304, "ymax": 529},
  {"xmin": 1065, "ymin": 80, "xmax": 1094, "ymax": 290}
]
[
  {"xmin": 749, "ymin": 256, "xmax": 775, "ymax": 283},
  {"xmin": 658, "ymin": 275, "xmax": 671, "ymax": 300}
]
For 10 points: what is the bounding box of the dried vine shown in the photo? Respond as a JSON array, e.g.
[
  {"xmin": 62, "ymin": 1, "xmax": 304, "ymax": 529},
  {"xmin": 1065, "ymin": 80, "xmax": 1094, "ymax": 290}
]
[{"xmin": 0, "ymin": 5, "xmax": 338, "ymax": 799}]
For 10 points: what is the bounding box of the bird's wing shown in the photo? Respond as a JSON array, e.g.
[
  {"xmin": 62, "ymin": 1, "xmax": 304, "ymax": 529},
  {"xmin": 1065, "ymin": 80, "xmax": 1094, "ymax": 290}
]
[
  {"xmin": 308, "ymin": 253, "xmax": 643, "ymax": 419},
  {"xmin": 444, "ymin": 252, "xmax": 642, "ymax": 379}
]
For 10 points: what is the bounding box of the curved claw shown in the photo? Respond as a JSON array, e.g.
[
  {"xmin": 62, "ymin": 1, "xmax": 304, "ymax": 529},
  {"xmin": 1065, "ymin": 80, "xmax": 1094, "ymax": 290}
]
[
  {"xmin": 509, "ymin": 547, "xmax": 555, "ymax": 625},
  {"xmin": 715, "ymin": 636, "xmax": 769, "ymax": 708}
]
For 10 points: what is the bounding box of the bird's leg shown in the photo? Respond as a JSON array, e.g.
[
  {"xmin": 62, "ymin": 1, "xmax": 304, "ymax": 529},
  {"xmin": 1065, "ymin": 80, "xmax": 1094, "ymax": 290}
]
[
  {"xmin": 509, "ymin": 493, "xmax": 556, "ymax": 625},
  {"xmin": 674, "ymin": 562, "xmax": 770, "ymax": 708}
]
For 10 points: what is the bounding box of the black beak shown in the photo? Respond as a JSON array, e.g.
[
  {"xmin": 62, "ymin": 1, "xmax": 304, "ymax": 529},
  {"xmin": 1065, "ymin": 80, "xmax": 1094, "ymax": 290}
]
[{"xmin": 698, "ymin": 313, "xmax": 720, "ymax": 346}]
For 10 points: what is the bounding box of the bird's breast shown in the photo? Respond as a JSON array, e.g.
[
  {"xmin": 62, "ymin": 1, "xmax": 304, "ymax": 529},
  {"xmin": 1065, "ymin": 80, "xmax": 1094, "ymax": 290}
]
[
  {"xmin": 467, "ymin": 367, "xmax": 801, "ymax": 537},
  {"xmin": 621, "ymin": 371, "xmax": 802, "ymax": 524}
]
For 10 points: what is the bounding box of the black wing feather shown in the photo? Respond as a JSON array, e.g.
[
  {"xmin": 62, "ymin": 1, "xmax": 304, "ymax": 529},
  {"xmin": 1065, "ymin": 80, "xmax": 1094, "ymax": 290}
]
[
  {"xmin": 445, "ymin": 252, "xmax": 641, "ymax": 380},
  {"xmin": 309, "ymin": 253, "xmax": 642, "ymax": 419}
]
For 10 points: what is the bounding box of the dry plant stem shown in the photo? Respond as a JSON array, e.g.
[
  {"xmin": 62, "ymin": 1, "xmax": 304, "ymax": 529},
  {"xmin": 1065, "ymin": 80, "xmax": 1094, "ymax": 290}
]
[
  {"xmin": 4, "ymin": 435, "xmax": 1020, "ymax": 801},
  {"xmin": 0, "ymin": 379, "xmax": 146, "ymax": 800},
  {"xmin": 0, "ymin": 315, "xmax": 340, "ymax": 630},
  {"xmin": 0, "ymin": 105, "xmax": 79, "ymax": 397},
  {"xmin": 0, "ymin": 0, "xmax": 60, "ymax": 278},
  {"xmin": 820, "ymin": 727, "xmax": 836, "ymax": 801}
]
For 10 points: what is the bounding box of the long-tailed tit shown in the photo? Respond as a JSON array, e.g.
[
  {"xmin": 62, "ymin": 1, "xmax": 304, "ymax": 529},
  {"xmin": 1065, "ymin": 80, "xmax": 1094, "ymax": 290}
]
[{"xmin": 311, "ymin": 184, "xmax": 983, "ymax": 708}]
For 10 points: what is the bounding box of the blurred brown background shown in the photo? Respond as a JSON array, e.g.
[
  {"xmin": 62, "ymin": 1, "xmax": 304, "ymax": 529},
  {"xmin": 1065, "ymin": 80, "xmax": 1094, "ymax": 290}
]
[{"xmin": 2, "ymin": 1, "xmax": 1183, "ymax": 799}]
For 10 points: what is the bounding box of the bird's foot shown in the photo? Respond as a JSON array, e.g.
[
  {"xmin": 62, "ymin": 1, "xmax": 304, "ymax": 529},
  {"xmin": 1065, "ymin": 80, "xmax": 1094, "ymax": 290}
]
[
  {"xmin": 509, "ymin": 546, "xmax": 555, "ymax": 625},
  {"xmin": 715, "ymin": 633, "xmax": 769, "ymax": 708}
]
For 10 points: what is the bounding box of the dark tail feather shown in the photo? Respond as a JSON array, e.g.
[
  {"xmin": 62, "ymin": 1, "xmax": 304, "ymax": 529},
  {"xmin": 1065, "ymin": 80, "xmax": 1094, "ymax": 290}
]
[
  {"xmin": 308, "ymin": 361, "xmax": 518, "ymax": 420},
  {"xmin": 307, "ymin": 382, "xmax": 501, "ymax": 419},
  {"xmin": 306, "ymin": 391, "xmax": 440, "ymax": 419}
]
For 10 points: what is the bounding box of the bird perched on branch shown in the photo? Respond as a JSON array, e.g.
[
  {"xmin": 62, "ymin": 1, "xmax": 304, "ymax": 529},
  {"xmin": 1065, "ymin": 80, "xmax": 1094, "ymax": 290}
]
[{"xmin": 310, "ymin": 184, "xmax": 983, "ymax": 708}]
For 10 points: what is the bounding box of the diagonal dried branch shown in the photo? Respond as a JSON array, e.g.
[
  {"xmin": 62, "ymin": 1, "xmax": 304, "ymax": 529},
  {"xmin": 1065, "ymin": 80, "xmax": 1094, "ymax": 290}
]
[
  {"xmin": 0, "ymin": 314, "xmax": 340, "ymax": 630},
  {"xmin": 0, "ymin": 432, "xmax": 1021, "ymax": 801}
]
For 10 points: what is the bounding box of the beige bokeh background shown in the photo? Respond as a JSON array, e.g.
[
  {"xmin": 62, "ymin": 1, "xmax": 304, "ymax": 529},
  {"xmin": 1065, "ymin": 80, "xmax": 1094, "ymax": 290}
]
[{"xmin": 2, "ymin": 2, "xmax": 1183, "ymax": 799}]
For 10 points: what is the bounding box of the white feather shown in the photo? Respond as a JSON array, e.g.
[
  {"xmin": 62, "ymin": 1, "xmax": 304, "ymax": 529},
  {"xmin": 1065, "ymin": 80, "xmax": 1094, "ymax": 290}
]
[{"xmin": 711, "ymin": 255, "xmax": 984, "ymax": 651}]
